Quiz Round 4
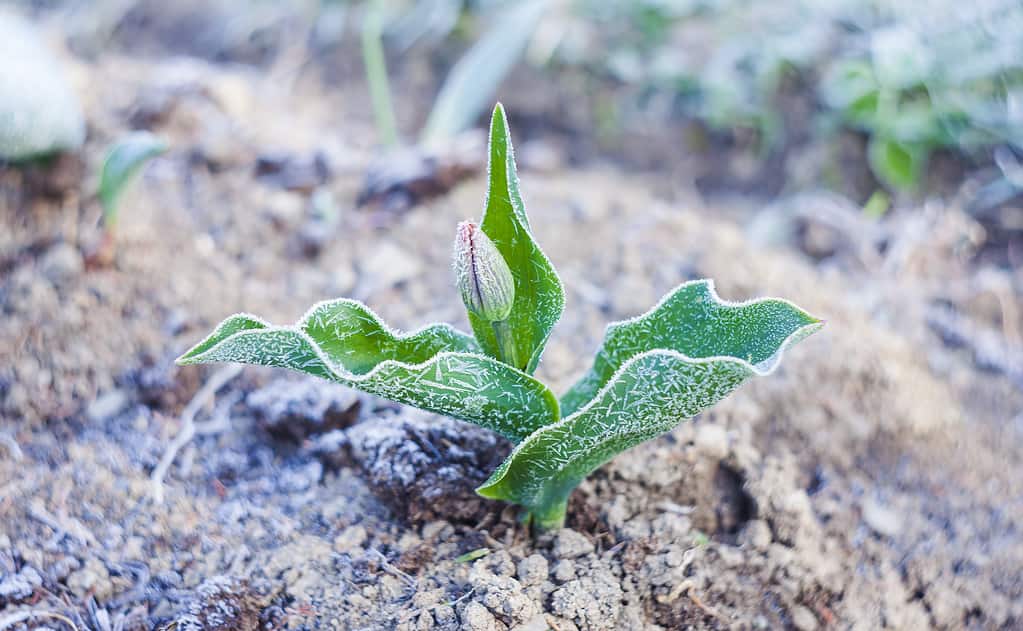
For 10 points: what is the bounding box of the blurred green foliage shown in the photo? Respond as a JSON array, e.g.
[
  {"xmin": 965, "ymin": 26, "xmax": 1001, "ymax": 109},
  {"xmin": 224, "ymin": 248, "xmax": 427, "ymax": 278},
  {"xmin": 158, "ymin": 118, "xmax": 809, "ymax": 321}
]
[{"xmin": 404, "ymin": 0, "xmax": 1022, "ymax": 192}]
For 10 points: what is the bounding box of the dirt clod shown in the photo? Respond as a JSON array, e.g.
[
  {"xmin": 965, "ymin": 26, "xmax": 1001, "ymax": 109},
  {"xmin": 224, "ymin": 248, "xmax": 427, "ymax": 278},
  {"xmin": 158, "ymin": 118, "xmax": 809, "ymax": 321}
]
[{"xmin": 346, "ymin": 413, "xmax": 510, "ymax": 525}]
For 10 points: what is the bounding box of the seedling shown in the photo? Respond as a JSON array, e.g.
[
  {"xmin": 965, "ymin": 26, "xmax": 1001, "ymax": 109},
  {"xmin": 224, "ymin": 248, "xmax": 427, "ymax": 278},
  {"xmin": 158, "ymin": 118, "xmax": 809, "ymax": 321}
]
[
  {"xmin": 99, "ymin": 132, "xmax": 168, "ymax": 230},
  {"xmin": 92, "ymin": 132, "xmax": 167, "ymax": 264},
  {"xmin": 177, "ymin": 104, "xmax": 822, "ymax": 530}
]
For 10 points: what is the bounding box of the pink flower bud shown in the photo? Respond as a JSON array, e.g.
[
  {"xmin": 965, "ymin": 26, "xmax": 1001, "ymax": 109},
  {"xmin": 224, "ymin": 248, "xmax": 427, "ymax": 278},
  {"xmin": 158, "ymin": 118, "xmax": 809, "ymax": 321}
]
[{"xmin": 454, "ymin": 221, "xmax": 515, "ymax": 322}]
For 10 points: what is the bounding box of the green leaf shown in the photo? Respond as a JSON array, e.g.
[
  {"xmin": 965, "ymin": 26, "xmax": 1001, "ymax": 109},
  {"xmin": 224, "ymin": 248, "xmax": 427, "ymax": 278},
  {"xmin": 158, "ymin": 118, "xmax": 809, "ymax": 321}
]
[
  {"xmin": 560, "ymin": 280, "xmax": 821, "ymax": 416},
  {"xmin": 176, "ymin": 299, "xmax": 560, "ymax": 442},
  {"xmin": 99, "ymin": 132, "xmax": 168, "ymax": 226},
  {"xmin": 478, "ymin": 352, "xmax": 753, "ymax": 528},
  {"xmin": 467, "ymin": 104, "xmax": 565, "ymax": 374},
  {"xmin": 868, "ymin": 135, "xmax": 925, "ymax": 191},
  {"xmin": 479, "ymin": 313, "xmax": 821, "ymax": 530}
]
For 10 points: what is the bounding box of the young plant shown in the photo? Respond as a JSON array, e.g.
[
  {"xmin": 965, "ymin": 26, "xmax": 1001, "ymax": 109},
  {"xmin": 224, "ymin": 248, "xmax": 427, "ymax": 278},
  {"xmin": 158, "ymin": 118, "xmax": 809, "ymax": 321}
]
[
  {"xmin": 177, "ymin": 104, "xmax": 822, "ymax": 530},
  {"xmin": 88, "ymin": 132, "xmax": 167, "ymax": 265}
]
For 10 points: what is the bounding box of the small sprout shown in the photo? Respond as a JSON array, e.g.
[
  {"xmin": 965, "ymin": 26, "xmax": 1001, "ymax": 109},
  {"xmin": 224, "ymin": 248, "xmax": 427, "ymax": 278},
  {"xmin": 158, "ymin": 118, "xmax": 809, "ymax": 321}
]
[
  {"xmin": 455, "ymin": 548, "xmax": 491, "ymax": 563},
  {"xmin": 99, "ymin": 132, "xmax": 168, "ymax": 230},
  {"xmin": 87, "ymin": 132, "xmax": 167, "ymax": 266},
  {"xmin": 178, "ymin": 103, "xmax": 822, "ymax": 531}
]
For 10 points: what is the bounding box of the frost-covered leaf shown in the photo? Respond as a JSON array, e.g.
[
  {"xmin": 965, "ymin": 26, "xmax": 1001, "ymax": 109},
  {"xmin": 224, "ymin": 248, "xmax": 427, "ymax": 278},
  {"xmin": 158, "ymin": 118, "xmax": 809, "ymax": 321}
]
[
  {"xmin": 467, "ymin": 104, "xmax": 565, "ymax": 373},
  {"xmin": 479, "ymin": 303, "xmax": 821, "ymax": 529},
  {"xmin": 99, "ymin": 132, "xmax": 168, "ymax": 226},
  {"xmin": 176, "ymin": 299, "xmax": 559, "ymax": 442},
  {"xmin": 0, "ymin": 11, "xmax": 85, "ymax": 160},
  {"xmin": 560, "ymin": 279, "xmax": 821, "ymax": 416}
]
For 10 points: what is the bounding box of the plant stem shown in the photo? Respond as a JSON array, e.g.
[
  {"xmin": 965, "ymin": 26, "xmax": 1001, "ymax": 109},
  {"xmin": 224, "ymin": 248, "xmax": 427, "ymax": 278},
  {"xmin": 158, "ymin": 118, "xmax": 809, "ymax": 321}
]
[
  {"xmin": 491, "ymin": 320, "xmax": 520, "ymax": 370},
  {"xmin": 529, "ymin": 497, "xmax": 568, "ymax": 532},
  {"xmin": 361, "ymin": 0, "xmax": 398, "ymax": 148}
]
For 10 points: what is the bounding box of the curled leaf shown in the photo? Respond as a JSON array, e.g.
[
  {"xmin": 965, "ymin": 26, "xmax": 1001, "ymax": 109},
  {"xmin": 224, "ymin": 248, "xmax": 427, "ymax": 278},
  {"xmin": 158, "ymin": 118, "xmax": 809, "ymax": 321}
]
[
  {"xmin": 176, "ymin": 299, "xmax": 560, "ymax": 442},
  {"xmin": 561, "ymin": 279, "xmax": 821, "ymax": 416}
]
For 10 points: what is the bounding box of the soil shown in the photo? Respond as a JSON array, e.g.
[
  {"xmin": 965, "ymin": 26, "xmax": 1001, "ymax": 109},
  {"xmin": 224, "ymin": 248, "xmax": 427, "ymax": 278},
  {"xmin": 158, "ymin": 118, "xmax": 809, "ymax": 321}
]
[{"xmin": 3, "ymin": 7, "xmax": 1023, "ymax": 631}]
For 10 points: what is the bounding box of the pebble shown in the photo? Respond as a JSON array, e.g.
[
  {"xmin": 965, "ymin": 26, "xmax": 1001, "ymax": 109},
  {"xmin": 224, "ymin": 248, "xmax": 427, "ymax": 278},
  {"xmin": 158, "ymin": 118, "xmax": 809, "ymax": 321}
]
[
  {"xmin": 715, "ymin": 543, "xmax": 744, "ymax": 568},
  {"xmin": 694, "ymin": 423, "xmax": 729, "ymax": 460},
  {"xmin": 333, "ymin": 525, "xmax": 367, "ymax": 553},
  {"xmin": 553, "ymin": 529, "xmax": 594, "ymax": 559},
  {"xmin": 790, "ymin": 604, "xmax": 819, "ymax": 631},
  {"xmin": 516, "ymin": 554, "xmax": 548, "ymax": 587},
  {"xmin": 67, "ymin": 558, "xmax": 113, "ymax": 600},
  {"xmin": 551, "ymin": 560, "xmax": 575, "ymax": 583},
  {"xmin": 0, "ymin": 565, "xmax": 42, "ymax": 601},
  {"xmin": 40, "ymin": 243, "xmax": 83, "ymax": 286},
  {"xmin": 461, "ymin": 601, "xmax": 502, "ymax": 631},
  {"xmin": 360, "ymin": 241, "xmax": 422, "ymax": 289},
  {"xmin": 511, "ymin": 615, "xmax": 550, "ymax": 631},
  {"xmin": 255, "ymin": 151, "xmax": 331, "ymax": 193},
  {"xmin": 862, "ymin": 497, "xmax": 902, "ymax": 538},
  {"xmin": 739, "ymin": 519, "xmax": 774, "ymax": 551},
  {"xmin": 86, "ymin": 389, "xmax": 130, "ymax": 423},
  {"xmin": 433, "ymin": 604, "xmax": 456, "ymax": 625}
]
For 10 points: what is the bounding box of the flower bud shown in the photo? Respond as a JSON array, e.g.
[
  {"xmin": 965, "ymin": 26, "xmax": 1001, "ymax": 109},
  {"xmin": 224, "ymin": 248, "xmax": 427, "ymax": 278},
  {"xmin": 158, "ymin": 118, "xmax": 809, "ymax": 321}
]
[{"xmin": 454, "ymin": 221, "xmax": 515, "ymax": 322}]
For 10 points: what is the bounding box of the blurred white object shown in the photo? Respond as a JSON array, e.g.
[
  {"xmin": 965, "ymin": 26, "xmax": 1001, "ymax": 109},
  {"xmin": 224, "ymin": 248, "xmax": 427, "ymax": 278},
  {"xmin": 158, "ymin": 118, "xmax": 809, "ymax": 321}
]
[{"xmin": 0, "ymin": 10, "xmax": 85, "ymax": 160}]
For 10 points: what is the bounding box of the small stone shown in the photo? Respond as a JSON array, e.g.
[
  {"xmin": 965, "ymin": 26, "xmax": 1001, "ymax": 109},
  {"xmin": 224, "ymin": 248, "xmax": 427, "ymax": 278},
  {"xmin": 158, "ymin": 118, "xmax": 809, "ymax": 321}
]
[
  {"xmin": 255, "ymin": 151, "xmax": 331, "ymax": 193},
  {"xmin": 516, "ymin": 554, "xmax": 548, "ymax": 587},
  {"xmin": 433, "ymin": 605, "xmax": 456, "ymax": 624},
  {"xmin": 334, "ymin": 525, "xmax": 368, "ymax": 554},
  {"xmin": 462, "ymin": 601, "xmax": 501, "ymax": 631},
  {"xmin": 551, "ymin": 560, "xmax": 575, "ymax": 583},
  {"xmin": 86, "ymin": 389, "xmax": 130, "ymax": 423},
  {"xmin": 553, "ymin": 529, "xmax": 594, "ymax": 559},
  {"xmin": 67, "ymin": 558, "xmax": 113, "ymax": 600},
  {"xmin": 790, "ymin": 605, "xmax": 819, "ymax": 631},
  {"xmin": 0, "ymin": 565, "xmax": 42, "ymax": 601},
  {"xmin": 421, "ymin": 521, "xmax": 454, "ymax": 542},
  {"xmin": 715, "ymin": 544, "xmax": 743, "ymax": 568},
  {"xmin": 549, "ymin": 569, "xmax": 623, "ymax": 630},
  {"xmin": 40, "ymin": 243, "xmax": 83, "ymax": 286},
  {"xmin": 511, "ymin": 615, "xmax": 549, "ymax": 631},
  {"xmin": 739, "ymin": 519, "xmax": 773, "ymax": 551},
  {"xmin": 694, "ymin": 423, "xmax": 729, "ymax": 460},
  {"xmin": 862, "ymin": 497, "xmax": 902, "ymax": 538}
]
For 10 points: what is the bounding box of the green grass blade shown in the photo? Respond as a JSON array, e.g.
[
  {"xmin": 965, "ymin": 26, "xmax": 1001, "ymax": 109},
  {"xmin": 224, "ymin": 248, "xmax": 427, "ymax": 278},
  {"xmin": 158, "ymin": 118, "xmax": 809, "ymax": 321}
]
[{"xmin": 468, "ymin": 104, "xmax": 565, "ymax": 374}]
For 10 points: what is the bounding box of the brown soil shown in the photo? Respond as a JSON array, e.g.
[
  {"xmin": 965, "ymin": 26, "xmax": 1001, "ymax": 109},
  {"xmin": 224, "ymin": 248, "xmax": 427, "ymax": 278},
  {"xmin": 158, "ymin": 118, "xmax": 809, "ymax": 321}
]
[{"xmin": 2, "ymin": 9, "xmax": 1023, "ymax": 631}]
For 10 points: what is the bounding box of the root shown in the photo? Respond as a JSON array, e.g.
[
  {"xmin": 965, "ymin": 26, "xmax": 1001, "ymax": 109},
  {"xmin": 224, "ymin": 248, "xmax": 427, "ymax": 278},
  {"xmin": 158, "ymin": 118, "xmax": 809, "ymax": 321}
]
[{"xmin": 149, "ymin": 365, "xmax": 243, "ymax": 504}]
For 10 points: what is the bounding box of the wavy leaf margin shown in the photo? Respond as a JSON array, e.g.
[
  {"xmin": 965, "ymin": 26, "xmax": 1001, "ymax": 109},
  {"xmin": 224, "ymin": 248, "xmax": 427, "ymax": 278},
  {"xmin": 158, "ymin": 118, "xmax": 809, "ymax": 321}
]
[
  {"xmin": 176, "ymin": 299, "xmax": 561, "ymax": 442},
  {"xmin": 479, "ymin": 310, "xmax": 822, "ymax": 526}
]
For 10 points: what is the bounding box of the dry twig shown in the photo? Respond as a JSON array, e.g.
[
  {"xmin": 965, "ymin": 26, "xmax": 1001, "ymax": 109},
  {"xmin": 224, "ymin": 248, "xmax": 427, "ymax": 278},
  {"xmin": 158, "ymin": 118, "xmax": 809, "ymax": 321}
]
[
  {"xmin": 0, "ymin": 609, "xmax": 79, "ymax": 631},
  {"xmin": 150, "ymin": 365, "xmax": 243, "ymax": 504}
]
